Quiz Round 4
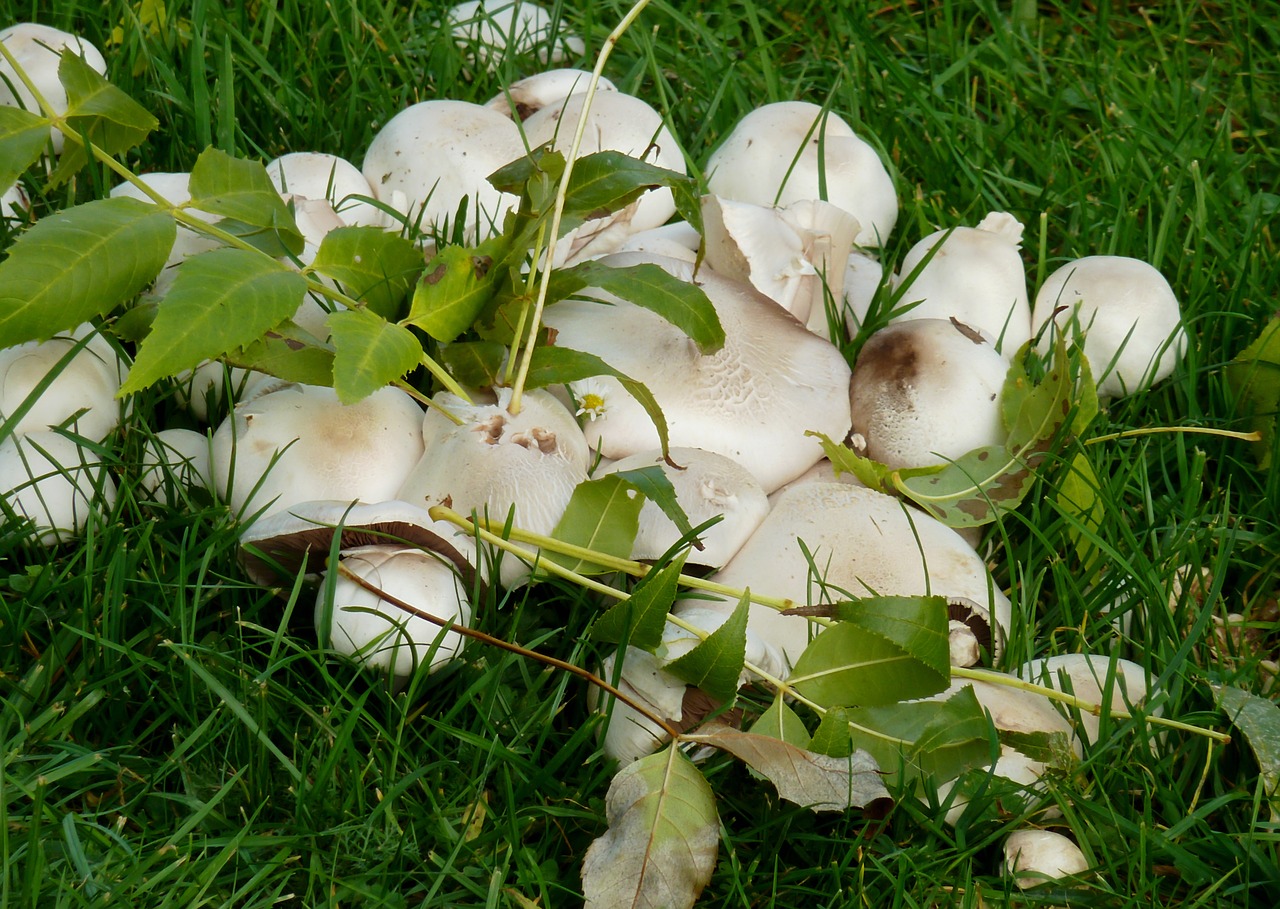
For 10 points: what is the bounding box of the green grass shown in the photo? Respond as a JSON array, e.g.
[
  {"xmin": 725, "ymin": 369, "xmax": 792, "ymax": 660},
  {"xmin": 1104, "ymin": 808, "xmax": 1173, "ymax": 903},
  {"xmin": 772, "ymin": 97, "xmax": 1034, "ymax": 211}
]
[{"xmin": 2, "ymin": 0, "xmax": 1279, "ymax": 906}]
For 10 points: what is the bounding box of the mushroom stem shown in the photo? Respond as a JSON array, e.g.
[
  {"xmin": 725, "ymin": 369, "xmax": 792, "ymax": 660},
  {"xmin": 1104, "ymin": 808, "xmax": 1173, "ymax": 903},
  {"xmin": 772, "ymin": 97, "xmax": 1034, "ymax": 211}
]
[
  {"xmin": 334, "ymin": 558, "xmax": 683, "ymax": 739},
  {"xmin": 506, "ymin": 0, "xmax": 655, "ymax": 416},
  {"xmin": 953, "ymin": 666, "xmax": 1230, "ymax": 743}
]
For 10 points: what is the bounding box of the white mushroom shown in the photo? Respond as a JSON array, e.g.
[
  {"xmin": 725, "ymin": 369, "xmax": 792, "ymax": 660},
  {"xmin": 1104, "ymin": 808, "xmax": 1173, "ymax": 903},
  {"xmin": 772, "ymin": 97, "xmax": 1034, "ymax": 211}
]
[
  {"xmin": 848, "ymin": 317, "xmax": 1009, "ymax": 470},
  {"xmin": 615, "ymin": 220, "xmax": 701, "ymax": 263},
  {"xmin": 0, "ymin": 430, "xmax": 117, "ymax": 545},
  {"xmin": 0, "ymin": 324, "xmax": 127, "ymax": 442},
  {"xmin": 1003, "ymin": 829, "xmax": 1089, "ymax": 889},
  {"xmin": 139, "ymin": 428, "xmax": 213, "ymax": 503},
  {"xmin": 448, "ymin": 0, "xmax": 585, "ymax": 71},
  {"xmin": 0, "ymin": 23, "xmax": 107, "ymax": 153},
  {"xmin": 484, "ymin": 68, "xmax": 615, "ymax": 119},
  {"xmin": 265, "ymin": 151, "xmax": 389, "ymax": 235},
  {"xmin": 1030, "ymin": 255, "xmax": 1187, "ymax": 398},
  {"xmin": 891, "ymin": 212, "xmax": 1031, "ymax": 355},
  {"xmin": 362, "ymin": 100, "xmax": 525, "ymax": 241},
  {"xmin": 705, "ymin": 100, "xmax": 897, "ymax": 248},
  {"xmin": 1016, "ymin": 653, "xmax": 1153, "ymax": 746}
]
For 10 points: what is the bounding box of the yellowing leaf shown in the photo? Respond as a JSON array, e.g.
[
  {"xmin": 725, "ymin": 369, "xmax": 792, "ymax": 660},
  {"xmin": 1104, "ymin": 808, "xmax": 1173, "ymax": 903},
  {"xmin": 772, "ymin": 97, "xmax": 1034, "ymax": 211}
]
[{"xmin": 582, "ymin": 745, "xmax": 718, "ymax": 909}]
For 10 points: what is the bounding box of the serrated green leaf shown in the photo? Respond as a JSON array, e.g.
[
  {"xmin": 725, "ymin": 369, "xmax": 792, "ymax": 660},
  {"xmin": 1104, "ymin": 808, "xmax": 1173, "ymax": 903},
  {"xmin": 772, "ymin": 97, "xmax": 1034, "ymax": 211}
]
[
  {"xmin": 809, "ymin": 707, "xmax": 854, "ymax": 758},
  {"xmin": 225, "ymin": 321, "xmax": 335, "ymax": 386},
  {"xmin": 816, "ymin": 595, "xmax": 951, "ymax": 682},
  {"xmin": 311, "ymin": 226, "xmax": 425, "ymax": 320},
  {"xmin": 52, "ymin": 51, "xmax": 159, "ymax": 185},
  {"xmin": 328, "ymin": 308, "xmax": 421, "ymax": 404},
  {"xmin": 665, "ymin": 591, "xmax": 749, "ymax": 703},
  {"xmin": 552, "ymin": 261, "xmax": 724, "ymax": 354},
  {"xmin": 1226, "ymin": 317, "xmax": 1280, "ymax": 470},
  {"xmin": 545, "ymin": 474, "xmax": 644, "ymax": 576},
  {"xmin": 561, "ymin": 151, "xmax": 679, "ymax": 220},
  {"xmin": 487, "ymin": 145, "xmax": 565, "ymax": 196},
  {"xmin": 405, "ymin": 240, "xmax": 505, "ymax": 342},
  {"xmin": 524, "ymin": 345, "xmax": 671, "ymax": 458},
  {"xmin": 0, "ymin": 106, "xmax": 50, "ymax": 189},
  {"xmin": 748, "ymin": 693, "xmax": 811, "ymax": 749},
  {"xmin": 581, "ymin": 745, "xmax": 718, "ymax": 909},
  {"xmin": 0, "ymin": 197, "xmax": 175, "ymax": 347},
  {"xmin": 593, "ymin": 550, "xmax": 689, "ymax": 650},
  {"xmin": 1214, "ymin": 684, "xmax": 1280, "ymax": 820},
  {"xmin": 844, "ymin": 686, "xmax": 992, "ymax": 785},
  {"xmin": 611, "ymin": 464, "xmax": 697, "ymax": 545},
  {"xmin": 437, "ymin": 340, "xmax": 507, "ymax": 388},
  {"xmin": 188, "ymin": 147, "xmax": 303, "ymax": 254},
  {"xmin": 120, "ymin": 248, "xmax": 306, "ymax": 394},
  {"xmin": 788, "ymin": 622, "xmax": 949, "ymax": 708}
]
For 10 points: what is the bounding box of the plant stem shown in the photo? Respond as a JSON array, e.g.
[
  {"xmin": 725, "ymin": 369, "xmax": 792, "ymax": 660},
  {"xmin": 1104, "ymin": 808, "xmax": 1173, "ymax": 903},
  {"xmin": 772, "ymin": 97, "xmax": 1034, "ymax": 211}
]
[
  {"xmin": 1085, "ymin": 427, "xmax": 1261, "ymax": 445},
  {"xmin": 505, "ymin": 0, "xmax": 655, "ymax": 415}
]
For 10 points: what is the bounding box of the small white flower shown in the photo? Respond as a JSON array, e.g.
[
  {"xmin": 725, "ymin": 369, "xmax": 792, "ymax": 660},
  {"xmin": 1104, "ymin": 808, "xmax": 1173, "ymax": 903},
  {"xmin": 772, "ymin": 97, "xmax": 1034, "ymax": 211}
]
[{"xmin": 573, "ymin": 380, "xmax": 609, "ymax": 422}]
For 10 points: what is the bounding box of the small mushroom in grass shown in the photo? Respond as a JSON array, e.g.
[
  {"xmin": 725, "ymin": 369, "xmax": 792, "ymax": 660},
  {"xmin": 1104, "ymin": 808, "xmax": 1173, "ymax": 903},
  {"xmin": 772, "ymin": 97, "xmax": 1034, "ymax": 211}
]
[
  {"xmin": 1003, "ymin": 829, "xmax": 1089, "ymax": 889},
  {"xmin": 211, "ymin": 383, "xmax": 425, "ymax": 528},
  {"xmin": 891, "ymin": 212, "xmax": 1032, "ymax": 356},
  {"xmin": 597, "ymin": 447, "xmax": 770, "ymax": 569},
  {"xmin": 484, "ymin": 68, "xmax": 615, "ymax": 120},
  {"xmin": 0, "ymin": 430, "xmax": 117, "ymax": 545},
  {"xmin": 705, "ymin": 100, "xmax": 897, "ymax": 248},
  {"xmin": 362, "ymin": 100, "xmax": 525, "ymax": 241},
  {"xmin": 848, "ymin": 317, "xmax": 1009, "ymax": 471},
  {"xmin": 1016, "ymin": 653, "xmax": 1153, "ymax": 747},
  {"xmin": 139, "ymin": 428, "xmax": 212, "ymax": 503},
  {"xmin": 1030, "ymin": 255, "xmax": 1187, "ymax": 398},
  {"xmin": 542, "ymin": 252, "xmax": 853, "ymax": 494},
  {"xmin": 448, "ymin": 0, "xmax": 585, "ymax": 71},
  {"xmin": 0, "ymin": 23, "xmax": 107, "ymax": 153},
  {"xmin": 0, "ymin": 324, "xmax": 128, "ymax": 443}
]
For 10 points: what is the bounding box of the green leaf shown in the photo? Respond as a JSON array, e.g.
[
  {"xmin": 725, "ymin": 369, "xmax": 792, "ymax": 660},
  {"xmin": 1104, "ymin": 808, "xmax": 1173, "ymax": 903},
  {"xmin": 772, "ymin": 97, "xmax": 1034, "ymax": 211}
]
[
  {"xmin": 551, "ymin": 260, "xmax": 725, "ymax": 354},
  {"xmin": 224, "ymin": 321, "xmax": 335, "ymax": 386},
  {"xmin": 120, "ymin": 248, "xmax": 307, "ymax": 394},
  {"xmin": 51, "ymin": 50, "xmax": 158, "ymax": 184},
  {"xmin": 787, "ymin": 622, "xmax": 950, "ymax": 708},
  {"xmin": 748, "ymin": 693, "xmax": 811, "ymax": 749},
  {"xmin": 803, "ymin": 595, "xmax": 952, "ymax": 682},
  {"xmin": 311, "ymin": 226, "xmax": 425, "ymax": 321},
  {"xmin": 1214, "ymin": 684, "xmax": 1280, "ymax": 820},
  {"xmin": 329, "ymin": 308, "xmax": 422, "ymax": 404},
  {"xmin": 524, "ymin": 345, "xmax": 671, "ymax": 457},
  {"xmin": 593, "ymin": 550, "xmax": 689, "ymax": 651},
  {"xmin": 808, "ymin": 707, "xmax": 854, "ymax": 758},
  {"xmin": 545, "ymin": 474, "xmax": 644, "ymax": 576},
  {"xmin": 187, "ymin": 147, "xmax": 303, "ymax": 255},
  {"xmin": 665, "ymin": 590, "xmax": 749, "ymax": 703},
  {"xmin": 404, "ymin": 240, "xmax": 505, "ymax": 342},
  {"xmin": 844, "ymin": 686, "xmax": 992, "ymax": 785},
  {"xmin": 1226, "ymin": 317, "xmax": 1280, "ymax": 469},
  {"xmin": 487, "ymin": 145, "xmax": 566, "ymax": 196},
  {"xmin": 561, "ymin": 151, "xmax": 684, "ymax": 220},
  {"xmin": 1056, "ymin": 451, "xmax": 1106, "ymax": 572},
  {"xmin": 0, "ymin": 106, "xmax": 50, "ymax": 189},
  {"xmin": 581, "ymin": 745, "xmax": 718, "ymax": 909},
  {"xmin": 0, "ymin": 197, "xmax": 175, "ymax": 347},
  {"xmin": 437, "ymin": 340, "xmax": 507, "ymax": 388},
  {"xmin": 686, "ymin": 726, "xmax": 892, "ymax": 813},
  {"xmin": 611, "ymin": 465, "xmax": 697, "ymax": 546}
]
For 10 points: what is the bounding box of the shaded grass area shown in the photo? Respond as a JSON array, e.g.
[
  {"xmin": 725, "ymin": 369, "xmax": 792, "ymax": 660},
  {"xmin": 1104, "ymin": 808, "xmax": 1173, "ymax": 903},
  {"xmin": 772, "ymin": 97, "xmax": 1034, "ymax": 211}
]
[{"xmin": 1, "ymin": 0, "xmax": 1278, "ymax": 905}]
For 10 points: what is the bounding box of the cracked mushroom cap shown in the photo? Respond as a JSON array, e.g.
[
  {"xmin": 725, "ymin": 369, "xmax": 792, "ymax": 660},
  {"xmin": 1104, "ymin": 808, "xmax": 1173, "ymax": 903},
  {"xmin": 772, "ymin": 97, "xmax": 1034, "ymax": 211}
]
[
  {"xmin": 542, "ymin": 251, "xmax": 853, "ymax": 493},
  {"xmin": 705, "ymin": 100, "xmax": 897, "ymax": 248},
  {"xmin": 700, "ymin": 482, "xmax": 1011, "ymax": 669},
  {"xmin": 849, "ymin": 317, "xmax": 1009, "ymax": 471},
  {"xmin": 485, "ymin": 68, "xmax": 615, "ymax": 120},
  {"xmin": 891, "ymin": 212, "xmax": 1031, "ymax": 356},
  {"xmin": 211, "ymin": 383, "xmax": 425, "ymax": 528},
  {"xmin": 597, "ymin": 447, "xmax": 770, "ymax": 568},
  {"xmin": 0, "ymin": 23, "xmax": 106, "ymax": 153},
  {"xmin": 1031, "ymin": 255, "xmax": 1187, "ymax": 398},
  {"xmin": 362, "ymin": 100, "xmax": 524, "ymax": 241}
]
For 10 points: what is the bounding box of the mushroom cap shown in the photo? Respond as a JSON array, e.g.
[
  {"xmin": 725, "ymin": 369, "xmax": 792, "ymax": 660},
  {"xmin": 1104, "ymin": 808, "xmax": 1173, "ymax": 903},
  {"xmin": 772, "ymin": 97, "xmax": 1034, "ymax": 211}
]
[
  {"xmin": 705, "ymin": 100, "xmax": 897, "ymax": 247},
  {"xmin": 840, "ymin": 249, "xmax": 888, "ymax": 339},
  {"xmin": 891, "ymin": 213, "xmax": 1031, "ymax": 355},
  {"xmin": 0, "ymin": 23, "xmax": 107, "ymax": 153},
  {"xmin": 0, "ymin": 430, "xmax": 117, "ymax": 545},
  {"xmin": 448, "ymin": 0, "xmax": 585, "ymax": 70},
  {"xmin": 484, "ymin": 68, "xmax": 615, "ymax": 120},
  {"xmin": 320, "ymin": 543, "xmax": 474, "ymax": 678},
  {"xmin": 542, "ymin": 252, "xmax": 853, "ymax": 493},
  {"xmin": 0, "ymin": 324, "xmax": 127, "ymax": 442},
  {"xmin": 1003, "ymin": 829, "xmax": 1089, "ymax": 888},
  {"xmin": 1031, "ymin": 255, "xmax": 1187, "ymax": 398},
  {"xmin": 615, "ymin": 220, "xmax": 701, "ymax": 263},
  {"xmin": 701, "ymin": 482, "xmax": 1012, "ymax": 668},
  {"xmin": 597, "ymin": 446, "xmax": 770, "ymax": 568},
  {"xmin": 210, "ymin": 383, "xmax": 425, "ymax": 526},
  {"xmin": 396, "ymin": 388, "xmax": 590, "ymax": 587},
  {"xmin": 849, "ymin": 317, "xmax": 1009, "ymax": 470},
  {"xmin": 2, "ymin": 179, "xmax": 29, "ymax": 223},
  {"xmin": 139, "ymin": 428, "xmax": 212, "ymax": 503},
  {"xmin": 1016, "ymin": 653, "xmax": 1152, "ymax": 746},
  {"xmin": 265, "ymin": 152, "xmax": 388, "ymax": 232},
  {"xmin": 361, "ymin": 100, "xmax": 525, "ymax": 240}
]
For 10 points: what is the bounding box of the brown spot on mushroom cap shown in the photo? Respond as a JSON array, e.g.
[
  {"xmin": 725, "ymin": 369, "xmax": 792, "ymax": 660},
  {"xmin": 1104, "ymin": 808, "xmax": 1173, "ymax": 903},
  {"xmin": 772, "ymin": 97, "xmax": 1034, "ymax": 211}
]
[{"xmin": 850, "ymin": 322, "xmax": 920, "ymax": 410}]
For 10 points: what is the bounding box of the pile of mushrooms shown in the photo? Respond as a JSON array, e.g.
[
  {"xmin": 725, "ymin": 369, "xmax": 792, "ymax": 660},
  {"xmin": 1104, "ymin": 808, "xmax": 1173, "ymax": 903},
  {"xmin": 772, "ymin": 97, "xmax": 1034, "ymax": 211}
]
[{"xmin": 0, "ymin": 5, "xmax": 1192, "ymax": 892}]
